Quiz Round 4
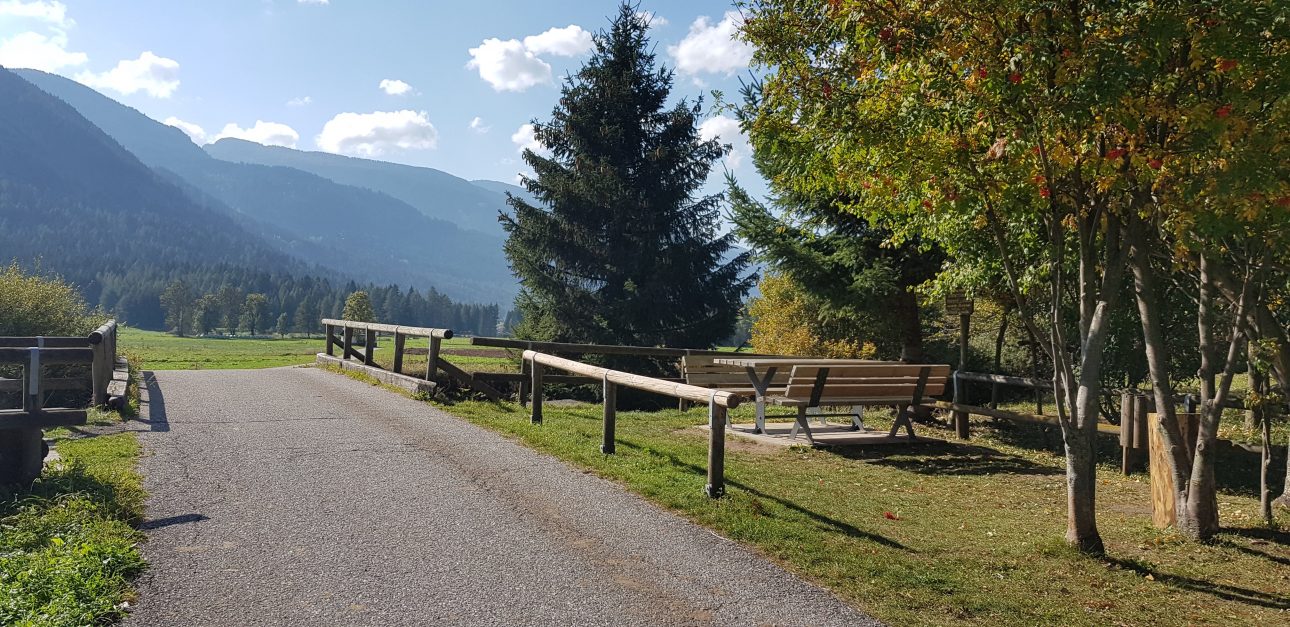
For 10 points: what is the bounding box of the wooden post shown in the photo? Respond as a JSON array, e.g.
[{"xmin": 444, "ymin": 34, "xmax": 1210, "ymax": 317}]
[
  {"xmin": 363, "ymin": 330, "xmax": 376, "ymax": 366},
  {"xmin": 24, "ymin": 348, "xmax": 41, "ymax": 414},
  {"xmin": 426, "ymin": 336, "xmax": 441, "ymax": 381},
  {"xmin": 706, "ymin": 402, "xmax": 726, "ymax": 498},
  {"xmin": 1149, "ymin": 410, "xmax": 1199, "ymax": 528},
  {"xmin": 602, "ymin": 379, "xmax": 617, "ymax": 454},
  {"xmin": 392, "ymin": 332, "xmax": 405, "ymax": 374},
  {"xmin": 342, "ymin": 326, "xmax": 354, "ymax": 361},
  {"xmin": 952, "ymin": 372, "xmax": 970, "ymax": 440},
  {"xmin": 1120, "ymin": 393, "xmax": 1135, "ymax": 475},
  {"xmin": 90, "ymin": 338, "xmax": 107, "ymax": 407},
  {"xmin": 530, "ymin": 360, "xmax": 544, "ymax": 425},
  {"xmin": 325, "ymin": 324, "xmax": 335, "ymax": 356},
  {"xmin": 519, "ymin": 359, "xmax": 530, "ymax": 407}
]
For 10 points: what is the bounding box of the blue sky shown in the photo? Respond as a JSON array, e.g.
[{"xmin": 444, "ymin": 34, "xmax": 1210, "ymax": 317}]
[{"xmin": 0, "ymin": 0, "xmax": 761, "ymax": 192}]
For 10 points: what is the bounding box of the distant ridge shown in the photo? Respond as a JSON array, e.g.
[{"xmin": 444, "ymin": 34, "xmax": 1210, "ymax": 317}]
[
  {"xmin": 15, "ymin": 69, "xmax": 518, "ymax": 305},
  {"xmin": 206, "ymin": 138, "xmax": 510, "ymax": 236}
]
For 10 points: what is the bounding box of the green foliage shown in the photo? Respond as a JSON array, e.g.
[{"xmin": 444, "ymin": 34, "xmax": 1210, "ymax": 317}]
[
  {"xmin": 159, "ymin": 279, "xmax": 195, "ymax": 337},
  {"xmin": 501, "ymin": 4, "xmax": 753, "ymax": 354},
  {"xmin": 342, "ymin": 291, "xmax": 376, "ymax": 323},
  {"xmin": 0, "ymin": 434, "xmax": 145, "ymax": 627},
  {"xmin": 0, "ymin": 263, "xmax": 99, "ymax": 337},
  {"xmin": 748, "ymin": 272, "xmax": 877, "ymax": 358},
  {"xmin": 239, "ymin": 293, "xmax": 268, "ymax": 336}
]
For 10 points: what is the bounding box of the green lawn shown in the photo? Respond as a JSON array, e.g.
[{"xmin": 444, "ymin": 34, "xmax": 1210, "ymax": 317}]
[
  {"xmin": 120, "ymin": 327, "xmax": 325, "ymax": 370},
  {"xmin": 317, "ymin": 361, "xmax": 1290, "ymax": 627}
]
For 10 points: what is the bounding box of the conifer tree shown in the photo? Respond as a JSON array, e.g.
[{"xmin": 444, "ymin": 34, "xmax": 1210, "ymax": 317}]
[{"xmin": 500, "ymin": 4, "xmax": 753, "ymax": 352}]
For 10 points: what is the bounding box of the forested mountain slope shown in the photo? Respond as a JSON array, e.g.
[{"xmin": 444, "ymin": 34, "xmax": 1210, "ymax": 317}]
[
  {"xmin": 206, "ymin": 138, "xmax": 509, "ymax": 236},
  {"xmin": 14, "ymin": 69, "xmax": 518, "ymax": 306}
]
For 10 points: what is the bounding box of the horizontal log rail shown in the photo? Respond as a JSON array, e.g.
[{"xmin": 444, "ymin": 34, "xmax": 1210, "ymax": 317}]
[
  {"xmin": 320, "ymin": 318, "xmax": 501, "ymax": 400},
  {"xmin": 522, "ymin": 350, "xmax": 744, "ymax": 498},
  {"xmin": 473, "ymin": 336, "xmax": 760, "ymax": 359}
]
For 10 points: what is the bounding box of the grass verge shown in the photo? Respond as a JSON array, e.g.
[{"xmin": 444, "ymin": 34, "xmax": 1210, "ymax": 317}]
[{"xmin": 1, "ymin": 426, "xmax": 146, "ymax": 627}]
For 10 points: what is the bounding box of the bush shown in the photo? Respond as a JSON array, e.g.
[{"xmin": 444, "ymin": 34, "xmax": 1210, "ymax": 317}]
[
  {"xmin": 748, "ymin": 273, "xmax": 877, "ymax": 358},
  {"xmin": 0, "ymin": 263, "xmax": 101, "ymax": 337}
]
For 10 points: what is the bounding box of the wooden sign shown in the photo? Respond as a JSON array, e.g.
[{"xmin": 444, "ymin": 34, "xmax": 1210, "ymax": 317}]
[{"xmin": 945, "ymin": 290, "xmax": 974, "ymax": 316}]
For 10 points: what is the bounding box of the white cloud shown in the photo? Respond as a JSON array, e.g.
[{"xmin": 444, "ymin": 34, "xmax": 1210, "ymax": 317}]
[
  {"xmin": 0, "ymin": 29, "xmax": 85, "ymax": 71},
  {"xmin": 668, "ymin": 12, "xmax": 753, "ymax": 76},
  {"xmin": 511, "ymin": 123, "xmax": 541, "ymax": 153},
  {"xmin": 213, "ymin": 120, "xmax": 299, "ymax": 148},
  {"xmin": 378, "ymin": 78, "xmax": 412, "ymax": 96},
  {"xmin": 0, "ymin": 1, "xmax": 70, "ymax": 26},
  {"xmin": 469, "ymin": 116, "xmax": 490, "ymax": 133},
  {"xmin": 521, "ymin": 25, "xmax": 593, "ymax": 57},
  {"xmin": 316, "ymin": 109, "xmax": 437, "ymax": 156},
  {"xmin": 164, "ymin": 116, "xmax": 206, "ymax": 144},
  {"xmin": 636, "ymin": 11, "xmax": 667, "ymax": 27},
  {"xmin": 286, "ymin": 95, "xmax": 312, "ymax": 107},
  {"xmin": 466, "ymin": 37, "xmax": 551, "ymax": 92},
  {"xmin": 76, "ymin": 51, "xmax": 180, "ymax": 98},
  {"xmin": 698, "ymin": 115, "xmax": 748, "ymax": 169}
]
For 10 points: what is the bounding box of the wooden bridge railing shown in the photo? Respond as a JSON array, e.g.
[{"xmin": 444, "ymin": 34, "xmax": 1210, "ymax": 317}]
[
  {"xmin": 523, "ymin": 350, "xmax": 744, "ymax": 498},
  {"xmin": 321, "ymin": 319, "xmax": 502, "ymax": 399}
]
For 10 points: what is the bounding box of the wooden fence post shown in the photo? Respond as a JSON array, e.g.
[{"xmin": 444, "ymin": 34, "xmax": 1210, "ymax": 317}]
[
  {"xmin": 392, "ymin": 332, "xmax": 405, "ymax": 374},
  {"xmin": 24, "ymin": 348, "xmax": 41, "ymax": 414},
  {"xmin": 426, "ymin": 336, "xmax": 441, "ymax": 381},
  {"xmin": 519, "ymin": 359, "xmax": 530, "ymax": 407},
  {"xmin": 1120, "ymin": 392, "xmax": 1135, "ymax": 475},
  {"xmin": 342, "ymin": 327, "xmax": 354, "ymax": 361},
  {"xmin": 325, "ymin": 324, "xmax": 335, "ymax": 356},
  {"xmin": 602, "ymin": 378, "xmax": 617, "ymax": 454},
  {"xmin": 90, "ymin": 337, "xmax": 107, "ymax": 407},
  {"xmin": 363, "ymin": 330, "xmax": 376, "ymax": 366},
  {"xmin": 952, "ymin": 372, "xmax": 970, "ymax": 440},
  {"xmin": 706, "ymin": 400, "xmax": 726, "ymax": 498},
  {"xmin": 530, "ymin": 360, "xmax": 544, "ymax": 425}
]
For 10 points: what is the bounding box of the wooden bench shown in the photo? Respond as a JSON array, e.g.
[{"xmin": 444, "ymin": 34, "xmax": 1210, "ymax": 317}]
[
  {"xmin": 679, "ymin": 355, "xmax": 789, "ymax": 422},
  {"xmin": 767, "ymin": 363, "xmax": 951, "ymax": 444}
]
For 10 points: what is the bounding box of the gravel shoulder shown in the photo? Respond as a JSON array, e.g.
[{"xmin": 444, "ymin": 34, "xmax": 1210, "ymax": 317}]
[{"xmin": 124, "ymin": 367, "xmax": 879, "ymax": 626}]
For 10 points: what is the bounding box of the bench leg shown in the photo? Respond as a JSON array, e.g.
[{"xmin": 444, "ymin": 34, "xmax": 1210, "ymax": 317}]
[
  {"xmin": 790, "ymin": 406, "xmax": 816, "ymax": 445},
  {"xmin": 755, "ymin": 399, "xmax": 766, "ymax": 434},
  {"xmin": 807, "ymin": 406, "xmax": 827, "ymax": 427},
  {"xmin": 851, "ymin": 405, "xmax": 865, "ymax": 431},
  {"xmin": 888, "ymin": 404, "xmax": 917, "ymax": 439}
]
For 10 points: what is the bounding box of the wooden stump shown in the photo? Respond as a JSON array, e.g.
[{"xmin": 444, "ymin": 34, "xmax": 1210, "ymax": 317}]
[
  {"xmin": 1148, "ymin": 411, "xmax": 1199, "ymax": 529},
  {"xmin": 0, "ymin": 427, "xmax": 44, "ymax": 487}
]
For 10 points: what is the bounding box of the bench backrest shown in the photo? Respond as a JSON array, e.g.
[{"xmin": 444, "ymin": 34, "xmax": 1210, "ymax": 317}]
[
  {"xmin": 783, "ymin": 364, "xmax": 951, "ymax": 404},
  {"xmin": 680, "ymin": 355, "xmax": 790, "ymax": 391}
]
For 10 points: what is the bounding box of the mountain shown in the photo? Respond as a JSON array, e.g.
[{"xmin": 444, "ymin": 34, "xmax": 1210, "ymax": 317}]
[
  {"xmin": 470, "ymin": 179, "xmax": 539, "ymax": 207},
  {"xmin": 0, "ymin": 66, "xmax": 304, "ymax": 326},
  {"xmin": 15, "ymin": 69, "xmax": 518, "ymax": 305},
  {"xmin": 205, "ymin": 139, "xmax": 508, "ymax": 236}
]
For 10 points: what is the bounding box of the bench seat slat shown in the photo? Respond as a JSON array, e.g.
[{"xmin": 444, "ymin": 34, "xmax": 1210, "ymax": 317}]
[{"xmin": 789, "ymin": 364, "xmax": 951, "ymax": 379}]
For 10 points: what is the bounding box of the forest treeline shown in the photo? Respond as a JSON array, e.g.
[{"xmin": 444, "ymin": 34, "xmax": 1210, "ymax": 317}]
[{"xmin": 81, "ymin": 263, "xmax": 499, "ymax": 337}]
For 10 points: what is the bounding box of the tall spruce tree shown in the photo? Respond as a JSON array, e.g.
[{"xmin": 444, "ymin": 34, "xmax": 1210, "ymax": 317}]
[{"xmin": 500, "ymin": 4, "xmax": 753, "ymax": 353}]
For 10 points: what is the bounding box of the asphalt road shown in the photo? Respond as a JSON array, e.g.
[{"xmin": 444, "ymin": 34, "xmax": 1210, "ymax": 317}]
[{"xmin": 124, "ymin": 367, "xmax": 879, "ymax": 626}]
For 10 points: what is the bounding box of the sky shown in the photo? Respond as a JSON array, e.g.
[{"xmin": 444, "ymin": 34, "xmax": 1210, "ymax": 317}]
[{"xmin": 0, "ymin": 0, "xmax": 763, "ymax": 193}]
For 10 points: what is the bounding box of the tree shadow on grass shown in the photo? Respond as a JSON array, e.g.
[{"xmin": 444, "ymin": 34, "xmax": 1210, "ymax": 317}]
[
  {"xmin": 614, "ymin": 439, "xmax": 911, "ymax": 551},
  {"xmin": 1218, "ymin": 526, "xmax": 1290, "ymax": 567},
  {"xmin": 830, "ymin": 440, "xmax": 1064, "ymax": 477},
  {"xmin": 1107, "ymin": 556, "xmax": 1290, "ymax": 610}
]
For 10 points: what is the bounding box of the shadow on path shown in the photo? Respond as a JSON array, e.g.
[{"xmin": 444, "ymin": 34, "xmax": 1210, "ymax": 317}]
[
  {"xmin": 139, "ymin": 513, "xmax": 209, "ymax": 530},
  {"xmin": 139, "ymin": 372, "xmax": 169, "ymax": 432}
]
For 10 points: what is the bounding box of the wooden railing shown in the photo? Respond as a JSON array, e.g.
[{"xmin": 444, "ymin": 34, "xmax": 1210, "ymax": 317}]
[
  {"xmin": 0, "ymin": 320, "xmax": 120, "ymax": 411},
  {"xmin": 523, "ymin": 350, "xmax": 745, "ymax": 498},
  {"xmin": 320, "ymin": 319, "xmax": 503, "ymax": 399}
]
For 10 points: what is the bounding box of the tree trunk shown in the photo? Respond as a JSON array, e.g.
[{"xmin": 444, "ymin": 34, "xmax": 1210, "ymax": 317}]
[
  {"xmin": 1064, "ymin": 393, "xmax": 1104, "ymax": 553},
  {"xmin": 1129, "ymin": 220, "xmax": 1206, "ymax": 536}
]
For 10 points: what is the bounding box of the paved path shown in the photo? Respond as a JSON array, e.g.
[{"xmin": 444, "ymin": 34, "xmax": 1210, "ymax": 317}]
[{"xmin": 124, "ymin": 367, "xmax": 878, "ymax": 626}]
